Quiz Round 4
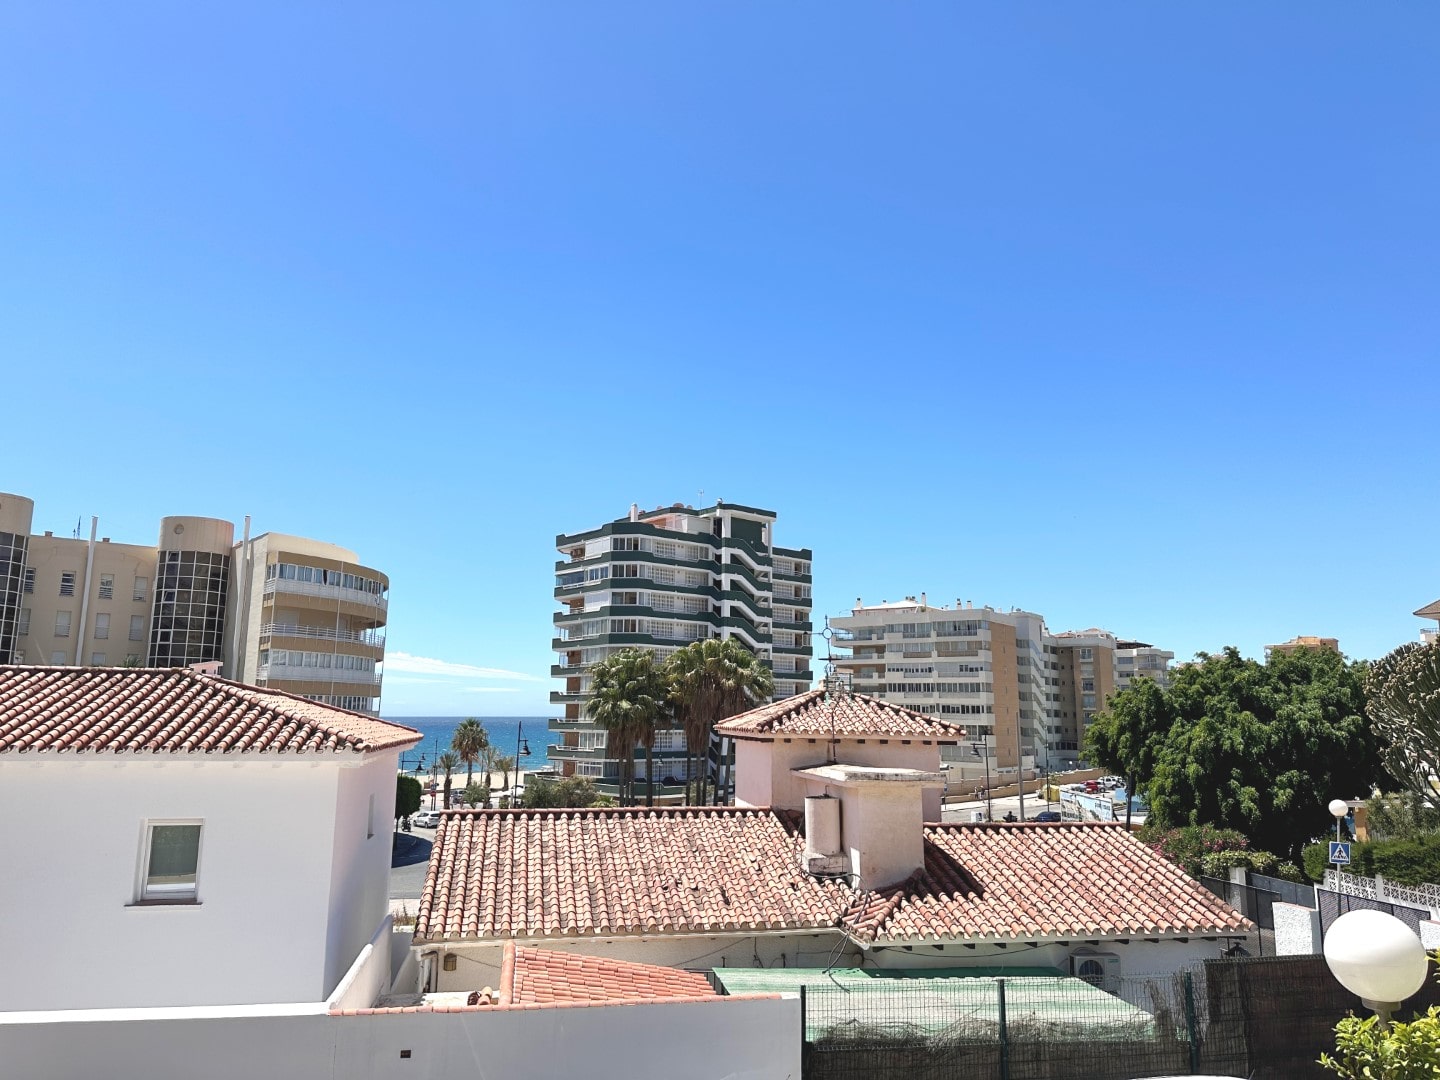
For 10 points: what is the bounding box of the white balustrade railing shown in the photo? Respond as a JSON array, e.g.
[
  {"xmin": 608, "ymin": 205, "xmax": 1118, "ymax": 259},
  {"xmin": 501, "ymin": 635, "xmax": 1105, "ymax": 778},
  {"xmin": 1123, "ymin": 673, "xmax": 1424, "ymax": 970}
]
[
  {"xmin": 259, "ymin": 622, "xmax": 385, "ymax": 648},
  {"xmin": 1324, "ymin": 869, "xmax": 1440, "ymax": 917},
  {"xmin": 263, "ymin": 577, "xmax": 388, "ymax": 610},
  {"xmin": 258, "ymin": 665, "xmax": 382, "ymax": 687}
]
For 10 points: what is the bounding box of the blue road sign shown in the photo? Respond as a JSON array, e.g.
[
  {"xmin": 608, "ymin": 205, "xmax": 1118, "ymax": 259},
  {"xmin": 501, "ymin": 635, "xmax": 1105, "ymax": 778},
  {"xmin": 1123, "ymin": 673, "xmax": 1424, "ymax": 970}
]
[{"xmin": 1330, "ymin": 841, "xmax": 1351, "ymax": 865}]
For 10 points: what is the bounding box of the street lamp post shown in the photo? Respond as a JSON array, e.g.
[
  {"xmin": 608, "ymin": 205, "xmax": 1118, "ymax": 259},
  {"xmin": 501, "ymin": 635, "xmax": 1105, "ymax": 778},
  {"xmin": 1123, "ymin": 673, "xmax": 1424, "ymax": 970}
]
[{"xmin": 1329, "ymin": 798, "xmax": 1350, "ymax": 872}]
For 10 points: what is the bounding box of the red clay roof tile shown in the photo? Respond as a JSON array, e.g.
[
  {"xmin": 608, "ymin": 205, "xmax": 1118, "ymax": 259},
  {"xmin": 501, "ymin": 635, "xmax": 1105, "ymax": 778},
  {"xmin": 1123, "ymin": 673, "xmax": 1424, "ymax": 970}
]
[
  {"xmin": 0, "ymin": 666, "xmax": 420, "ymax": 755},
  {"xmin": 509, "ymin": 944, "xmax": 716, "ymax": 1004},
  {"xmin": 715, "ymin": 688, "xmax": 967, "ymax": 740}
]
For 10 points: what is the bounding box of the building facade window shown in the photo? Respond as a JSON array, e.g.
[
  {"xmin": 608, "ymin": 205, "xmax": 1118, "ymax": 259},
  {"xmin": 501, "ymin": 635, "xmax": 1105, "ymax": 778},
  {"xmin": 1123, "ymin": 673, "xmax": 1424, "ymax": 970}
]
[
  {"xmin": 133, "ymin": 576, "xmax": 148, "ymax": 602},
  {"xmin": 54, "ymin": 611, "xmax": 71, "ymax": 637},
  {"xmin": 94, "ymin": 612, "xmax": 110, "ymax": 640},
  {"xmin": 91, "ymin": 652, "xmax": 106, "ymax": 665},
  {"xmin": 99, "ymin": 574, "xmax": 114, "ymax": 600},
  {"xmin": 129, "ymin": 615, "xmax": 145, "ymax": 641},
  {"xmin": 22, "ymin": 568, "xmax": 34, "ymax": 594},
  {"xmin": 17, "ymin": 608, "xmax": 30, "ymax": 636},
  {"xmin": 59, "ymin": 571, "xmax": 76, "ymax": 597},
  {"xmin": 50, "ymin": 651, "xmax": 66, "ymax": 664},
  {"xmin": 140, "ymin": 821, "xmax": 202, "ymax": 902}
]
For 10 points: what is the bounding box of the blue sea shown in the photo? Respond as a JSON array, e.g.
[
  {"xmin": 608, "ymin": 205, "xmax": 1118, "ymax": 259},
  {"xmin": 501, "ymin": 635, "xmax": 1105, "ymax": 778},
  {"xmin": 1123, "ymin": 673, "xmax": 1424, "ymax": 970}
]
[{"xmin": 383, "ymin": 715, "xmax": 552, "ymax": 773}]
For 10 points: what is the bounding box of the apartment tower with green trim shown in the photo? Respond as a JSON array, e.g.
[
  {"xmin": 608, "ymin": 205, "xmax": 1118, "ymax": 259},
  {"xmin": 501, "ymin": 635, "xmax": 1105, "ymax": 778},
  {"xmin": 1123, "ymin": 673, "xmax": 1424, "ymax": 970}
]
[{"xmin": 549, "ymin": 500, "xmax": 813, "ymax": 802}]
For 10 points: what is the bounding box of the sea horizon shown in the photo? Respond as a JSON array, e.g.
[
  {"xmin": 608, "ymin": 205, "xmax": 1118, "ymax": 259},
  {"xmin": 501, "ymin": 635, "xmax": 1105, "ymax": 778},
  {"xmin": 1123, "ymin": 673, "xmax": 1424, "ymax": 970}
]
[{"xmin": 383, "ymin": 715, "xmax": 553, "ymax": 773}]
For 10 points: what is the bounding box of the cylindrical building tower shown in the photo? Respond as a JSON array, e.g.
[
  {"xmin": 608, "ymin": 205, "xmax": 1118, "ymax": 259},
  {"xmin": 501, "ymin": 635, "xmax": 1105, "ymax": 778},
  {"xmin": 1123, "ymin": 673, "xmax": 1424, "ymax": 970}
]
[
  {"xmin": 147, "ymin": 516, "xmax": 235, "ymax": 668},
  {"xmin": 0, "ymin": 494, "xmax": 34, "ymax": 664}
]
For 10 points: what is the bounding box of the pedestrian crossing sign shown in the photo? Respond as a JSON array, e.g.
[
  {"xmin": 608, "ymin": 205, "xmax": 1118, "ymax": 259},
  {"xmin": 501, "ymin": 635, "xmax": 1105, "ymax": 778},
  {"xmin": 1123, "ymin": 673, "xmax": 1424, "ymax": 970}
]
[{"xmin": 1330, "ymin": 841, "xmax": 1351, "ymax": 865}]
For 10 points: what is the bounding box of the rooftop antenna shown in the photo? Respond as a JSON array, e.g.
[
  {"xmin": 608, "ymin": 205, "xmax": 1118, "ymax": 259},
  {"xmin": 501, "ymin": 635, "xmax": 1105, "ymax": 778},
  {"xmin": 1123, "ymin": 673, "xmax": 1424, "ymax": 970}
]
[{"xmin": 819, "ymin": 617, "xmax": 852, "ymax": 765}]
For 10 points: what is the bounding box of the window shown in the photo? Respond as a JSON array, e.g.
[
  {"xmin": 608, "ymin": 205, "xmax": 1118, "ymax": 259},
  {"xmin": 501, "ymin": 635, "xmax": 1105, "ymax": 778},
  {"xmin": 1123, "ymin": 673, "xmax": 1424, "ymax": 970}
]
[
  {"xmin": 367, "ymin": 794, "xmax": 376, "ymax": 840},
  {"xmin": 59, "ymin": 571, "xmax": 76, "ymax": 597},
  {"xmin": 17, "ymin": 608, "xmax": 29, "ymax": 636},
  {"xmin": 22, "ymin": 568, "xmax": 34, "ymax": 594},
  {"xmin": 94, "ymin": 612, "xmax": 110, "ymax": 640},
  {"xmin": 51, "ymin": 651, "xmax": 67, "ymax": 664},
  {"xmin": 140, "ymin": 822, "xmax": 202, "ymax": 901},
  {"xmin": 130, "ymin": 615, "xmax": 145, "ymax": 641},
  {"xmin": 1080, "ymin": 647, "xmax": 1093, "ymax": 661},
  {"xmin": 54, "ymin": 611, "xmax": 71, "ymax": 637},
  {"xmin": 612, "ymin": 537, "xmax": 640, "ymax": 551},
  {"xmin": 99, "ymin": 574, "xmax": 114, "ymax": 600},
  {"xmin": 91, "ymin": 652, "xmax": 106, "ymax": 665}
]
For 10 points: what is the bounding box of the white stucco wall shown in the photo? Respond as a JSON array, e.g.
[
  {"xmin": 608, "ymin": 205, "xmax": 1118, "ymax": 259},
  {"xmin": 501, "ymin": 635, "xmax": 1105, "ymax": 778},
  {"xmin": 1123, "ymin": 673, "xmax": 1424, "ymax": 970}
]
[
  {"xmin": 324, "ymin": 755, "xmax": 399, "ymax": 993},
  {"xmin": 0, "ymin": 753, "xmax": 398, "ymax": 1012},
  {"xmin": 0, "ymin": 994, "xmax": 801, "ymax": 1080},
  {"xmin": 734, "ymin": 736, "xmax": 945, "ymax": 819}
]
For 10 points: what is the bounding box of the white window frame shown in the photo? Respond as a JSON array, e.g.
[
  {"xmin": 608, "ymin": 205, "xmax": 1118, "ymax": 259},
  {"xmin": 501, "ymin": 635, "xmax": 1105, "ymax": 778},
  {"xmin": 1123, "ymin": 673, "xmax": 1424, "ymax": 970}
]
[{"xmin": 137, "ymin": 819, "xmax": 204, "ymax": 903}]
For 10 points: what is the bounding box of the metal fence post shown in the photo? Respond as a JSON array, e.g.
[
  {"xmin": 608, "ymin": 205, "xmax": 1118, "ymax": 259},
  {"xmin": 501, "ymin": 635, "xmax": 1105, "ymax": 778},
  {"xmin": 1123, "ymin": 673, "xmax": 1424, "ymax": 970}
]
[
  {"xmin": 798, "ymin": 984, "xmax": 806, "ymax": 1043},
  {"xmin": 997, "ymin": 977, "xmax": 1009, "ymax": 1080},
  {"xmin": 1184, "ymin": 971, "xmax": 1199, "ymax": 1074}
]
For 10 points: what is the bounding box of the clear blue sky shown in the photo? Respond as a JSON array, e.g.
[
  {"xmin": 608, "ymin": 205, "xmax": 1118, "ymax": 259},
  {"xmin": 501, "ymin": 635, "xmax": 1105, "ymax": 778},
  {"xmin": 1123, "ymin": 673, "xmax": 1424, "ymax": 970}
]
[{"xmin": 3, "ymin": 4, "xmax": 1437, "ymax": 716}]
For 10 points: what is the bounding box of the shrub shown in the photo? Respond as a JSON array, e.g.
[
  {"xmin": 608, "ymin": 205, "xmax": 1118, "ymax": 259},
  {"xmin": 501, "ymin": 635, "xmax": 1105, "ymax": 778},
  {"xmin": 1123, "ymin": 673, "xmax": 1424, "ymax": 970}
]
[
  {"xmin": 1200, "ymin": 848, "xmax": 1280, "ymax": 877},
  {"xmin": 1370, "ymin": 834, "xmax": 1440, "ymax": 886},
  {"xmin": 1143, "ymin": 824, "xmax": 1252, "ymax": 877}
]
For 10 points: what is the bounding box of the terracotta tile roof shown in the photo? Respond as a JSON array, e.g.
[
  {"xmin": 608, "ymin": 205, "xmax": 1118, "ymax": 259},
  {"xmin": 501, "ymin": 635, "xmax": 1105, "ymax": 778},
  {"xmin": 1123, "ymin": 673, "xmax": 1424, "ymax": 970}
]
[
  {"xmin": 509, "ymin": 944, "xmax": 717, "ymax": 1005},
  {"xmin": 842, "ymin": 822, "xmax": 1252, "ymax": 942},
  {"xmin": 414, "ymin": 810, "xmax": 1248, "ymax": 946},
  {"xmin": 414, "ymin": 806, "xmax": 852, "ymax": 942},
  {"xmin": 0, "ymin": 666, "xmax": 421, "ymax": 755},
  {"xmin": 716, "ymin": 688, "xmax": 967, "ymax": 740}
]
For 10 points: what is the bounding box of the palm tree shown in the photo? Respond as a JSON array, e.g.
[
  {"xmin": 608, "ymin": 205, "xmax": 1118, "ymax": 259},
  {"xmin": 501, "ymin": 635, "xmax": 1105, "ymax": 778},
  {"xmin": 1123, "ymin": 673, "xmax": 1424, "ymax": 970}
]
[
  {"xmin": 437, "ymin": 751, "xmax": 460, "ymax": 810},
  {"xmin": 451, "ymin": 718, "xmax": 490, "ymax": 787},
  {"xmin": 665, "ymin": 638, "xmax": 775, "ymax": 805},
  {"xmin": 494, "ymin": 755, "xmax": 516, "ymax": 805},
  {"xmin": 585, "ymin": 648, "xmax": 670, "ymax": 807}
]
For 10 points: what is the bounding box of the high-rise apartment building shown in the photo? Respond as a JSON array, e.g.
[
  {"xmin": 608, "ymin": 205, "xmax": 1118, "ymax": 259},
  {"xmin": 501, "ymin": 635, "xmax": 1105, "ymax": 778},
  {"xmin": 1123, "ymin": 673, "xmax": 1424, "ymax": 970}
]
[
  {"xmin": 831, "ymin": 598, "xmax": 1169, "ymax": 772},
  {"xmin": 549, "ymin": 501, "xmax": 812, "ymax": 799},
  {"xmin": 1418, "ymin": 597, "xmax": 1440, "ymax": 645},
  {"xmin": 1114, "ymin": 639, "xmax": 1176, "ymax": 692},
  {"xmin": 0, "ymin": 493, "xmax": 388, "ymax": 714}
]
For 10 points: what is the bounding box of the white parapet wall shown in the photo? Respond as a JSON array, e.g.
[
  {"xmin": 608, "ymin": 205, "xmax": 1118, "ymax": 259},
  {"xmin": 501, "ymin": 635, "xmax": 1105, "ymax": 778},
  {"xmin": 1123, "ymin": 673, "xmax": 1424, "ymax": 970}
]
[{"xmin": 0, "ymin": 993, "xmax": 801, "ymax": 1080}]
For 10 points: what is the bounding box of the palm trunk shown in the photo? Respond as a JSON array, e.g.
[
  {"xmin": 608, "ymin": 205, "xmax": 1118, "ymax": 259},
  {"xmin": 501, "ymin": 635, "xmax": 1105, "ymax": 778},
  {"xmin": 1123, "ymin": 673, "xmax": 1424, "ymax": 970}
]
[{"xmin": 646, "ymin": 743, "xmax": 655, "ymax": 808}]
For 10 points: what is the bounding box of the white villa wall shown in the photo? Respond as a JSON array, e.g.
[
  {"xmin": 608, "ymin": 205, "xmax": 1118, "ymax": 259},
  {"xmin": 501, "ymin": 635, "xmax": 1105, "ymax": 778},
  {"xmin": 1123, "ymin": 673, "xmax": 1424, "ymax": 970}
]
[
  {"xmin": 323, "ymin": 756, "xmax": 399, "ymax": 993},
  {"xmin": 0, "ymin": 994, "xmax": 801, "ymax": 1080},
  {"xmin": 0, "ymin": 755, "xmax": 393, "ymax": 1012},
  {"xmin": 735, "ymin": 737, "xmax": 945, "ymax": 818}
]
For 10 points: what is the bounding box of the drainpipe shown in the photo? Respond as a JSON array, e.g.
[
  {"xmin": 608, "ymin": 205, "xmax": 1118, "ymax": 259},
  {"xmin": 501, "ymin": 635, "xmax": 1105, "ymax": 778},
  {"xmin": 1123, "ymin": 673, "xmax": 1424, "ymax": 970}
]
[
  {"xmin": 74, "ymin": 516, "xmax": 98, "ymax": 665},
  {"xmin": 230, "ymin": 516, "xmax": 251, "ymax": 679}
]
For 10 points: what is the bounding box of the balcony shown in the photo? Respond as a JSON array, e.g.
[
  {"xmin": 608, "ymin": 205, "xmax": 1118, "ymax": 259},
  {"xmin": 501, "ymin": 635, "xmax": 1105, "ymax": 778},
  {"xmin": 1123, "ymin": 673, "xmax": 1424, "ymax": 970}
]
[
  {"xmin": 263, "ymin": 577, "xmax": 388, "ymax": 613},
  {"xmin": 260, "ymin": 623, "xmax": 386, "ymax": 648},
  {"xmin": 258, "ymin": 666, "xmax": 382, "ymax": 687}
]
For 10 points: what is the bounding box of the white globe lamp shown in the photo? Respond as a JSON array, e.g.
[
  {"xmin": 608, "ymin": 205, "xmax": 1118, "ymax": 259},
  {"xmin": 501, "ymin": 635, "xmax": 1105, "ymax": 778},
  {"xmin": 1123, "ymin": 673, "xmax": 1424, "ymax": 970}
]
[
  {"xmin": 1328, "ymin": 799, "xmax": 1350, "ymax": 820},
  {"xmin": 1323, "ymin": 909, "xmax": 1429, "ymax": 1025}
]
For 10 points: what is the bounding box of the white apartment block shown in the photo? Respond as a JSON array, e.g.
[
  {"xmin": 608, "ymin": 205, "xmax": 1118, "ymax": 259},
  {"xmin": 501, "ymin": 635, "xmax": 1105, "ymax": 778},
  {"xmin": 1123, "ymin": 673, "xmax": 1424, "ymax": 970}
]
[
  {"xmin": 550, "ymin": 500, "xmax": 812, "ymax": 799},
  {"xmin": 831, "ymin": 598, "xmax": 1170, "ymax": 772}
]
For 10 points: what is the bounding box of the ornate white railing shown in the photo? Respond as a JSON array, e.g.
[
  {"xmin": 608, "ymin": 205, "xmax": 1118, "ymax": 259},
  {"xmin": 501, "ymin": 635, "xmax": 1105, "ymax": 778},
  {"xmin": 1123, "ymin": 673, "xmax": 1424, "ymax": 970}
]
[{"xmin": 1324, "ymin": 869, "xmax": 1440, "ymax": 917}]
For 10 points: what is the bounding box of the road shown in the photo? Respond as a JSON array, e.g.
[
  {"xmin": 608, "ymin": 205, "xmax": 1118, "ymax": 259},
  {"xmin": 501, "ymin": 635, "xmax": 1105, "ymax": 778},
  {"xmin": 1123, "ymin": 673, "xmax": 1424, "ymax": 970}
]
[
  {"xmin": 390, "ymin": 827, "xmax": 436, "ymax": 900},
  {"xmin": 941, "ymin": 792, "xmax": 1061, "ymax": 823}
]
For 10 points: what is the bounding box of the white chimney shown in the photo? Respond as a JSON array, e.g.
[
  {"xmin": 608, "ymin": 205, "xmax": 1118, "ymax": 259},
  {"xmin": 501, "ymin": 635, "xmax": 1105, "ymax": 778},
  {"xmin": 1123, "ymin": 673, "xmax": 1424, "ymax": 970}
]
[
  {"xmin": 793, "ymin": 764, "xmax": 942, "ymax": 890},
  {"xmin": 629, "ymin": 503, "xmax": 639, "ymax": 522}
]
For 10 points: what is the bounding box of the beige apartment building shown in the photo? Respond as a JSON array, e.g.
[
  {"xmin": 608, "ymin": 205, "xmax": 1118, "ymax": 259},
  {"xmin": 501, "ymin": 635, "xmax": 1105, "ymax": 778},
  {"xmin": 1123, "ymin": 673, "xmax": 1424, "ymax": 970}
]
[
  {"xmin": 1418, "ymin": 597, "xmax": 1440, "ymax": 646},
  {"xmin": 0, "ymin": 493, "xmax": 388, "ymax": 714},
  {"xmin": 831, "ymin": 598, "xmax": 1168, "ymax": 773},
  {"xmin": 1264, "ymin": 635, "xmax": 1340, "ymax": 657}
]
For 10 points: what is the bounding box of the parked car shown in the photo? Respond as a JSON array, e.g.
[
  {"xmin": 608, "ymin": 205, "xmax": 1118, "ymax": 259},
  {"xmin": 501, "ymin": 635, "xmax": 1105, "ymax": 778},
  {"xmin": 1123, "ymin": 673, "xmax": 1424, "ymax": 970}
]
[
  {"xmin": 1034, "ymin": 811, "xmax": 1062, "ymax": 822},
  {"xmin": 411, "ymin": 809, "xmax": 442, "ymax": 828}
]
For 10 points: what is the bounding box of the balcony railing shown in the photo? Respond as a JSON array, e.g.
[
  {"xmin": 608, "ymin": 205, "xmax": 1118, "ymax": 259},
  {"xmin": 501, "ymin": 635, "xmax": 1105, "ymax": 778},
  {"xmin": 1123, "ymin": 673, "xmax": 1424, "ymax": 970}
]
[
  {"xmin": 259, "ymin": 622, "xmax": 385, "ymax": 648},
  {"xmin": 258, "ymin": 666, "xmax": 382, "ymax": 687},
  {"xmin": 263, "ymin": 578, "xmax": 388, "ymax": 612}
]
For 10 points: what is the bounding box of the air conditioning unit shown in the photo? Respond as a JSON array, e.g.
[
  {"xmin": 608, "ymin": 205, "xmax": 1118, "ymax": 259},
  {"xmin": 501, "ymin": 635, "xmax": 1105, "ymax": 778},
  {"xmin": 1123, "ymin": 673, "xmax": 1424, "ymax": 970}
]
[{"xmin": 1070, "ymin": 948, "xmax": 1121, "ymax": 993}]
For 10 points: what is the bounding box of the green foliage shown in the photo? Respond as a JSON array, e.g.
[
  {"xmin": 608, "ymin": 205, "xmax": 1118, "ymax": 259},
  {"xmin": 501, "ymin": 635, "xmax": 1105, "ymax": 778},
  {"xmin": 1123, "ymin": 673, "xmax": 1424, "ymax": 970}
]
[
  {"xmin": 665, "ymin": 638, "xmax": 775, "ymax": 804},
  {"xmin": 395, "ymin": 773, "xmax": 422, "ymax": 819},
  {"xmin": 437, "ymin": 751, "xmax": 460, "ymax": 806},
  {"xmin": 1321, "ymin": 1006, "xmax": 1440, "ymax": 1079},
  {"xmin": 462, "ymin": 782, "xmax": 489, "ymax": 808},
  {"xmin": 522, "ymin": 775, "xmax": 612, "ymax": 809},
  {"xmin": 451, "ymin": 718, "xmax": 490, "ymax": 788},
  {"xmin": 1090, "ymin": 646, "xmax": 1379, "ymax": 859},
  {"xmin": 1366, "ymin": 641, "xmax": 1440, "ymax": 802},
  {"xmin": 1372, "ymin": 835, "xmax": 1440, "ymax": 887},
  {"xmin": 586, "ymin": 647, "xmax": 672, "ymax": 806},
  {"xmin": 1199, "ymin": 848, "xmax": 1279, "ymax": 877},
  {"xmin": 1368, "ymin": 792, "xmax": 1440, "ymax": 843},
  {"xmin": 1142, "ymin": 824, "xmax": 1251, "ymax": 877}
]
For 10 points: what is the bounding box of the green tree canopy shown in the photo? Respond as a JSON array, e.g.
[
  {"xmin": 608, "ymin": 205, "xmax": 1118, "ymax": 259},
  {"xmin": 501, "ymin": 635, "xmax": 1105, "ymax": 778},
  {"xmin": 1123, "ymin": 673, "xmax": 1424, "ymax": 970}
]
[
  {"xmin": 395, "ymin": 773, "xmax": 422, "ymax": 820},
  {"xmin": 522, "ymin": 775, "xmax": 612, "ymax": 809},
  {"xmin": 665, "ymin": 637, "xmax": 774, "ymax": 804},
  {"xmin": 585, "ymin": 647, "xmax": 670, "ymax": 806},
  {"xmin": 437, "ymin": 750, "xmax": 460, "ymax": 808},
  {"xmin": 1085, "ymin": 645, "xmax": 1379, "ymax": 859},
  {"xmin": 1367, "ymin": 641, "xmax": 1440, "ymax": 801},
  {"xmin": 451, "ymin": 718, "xmax": 490, "ymax": 788}
]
